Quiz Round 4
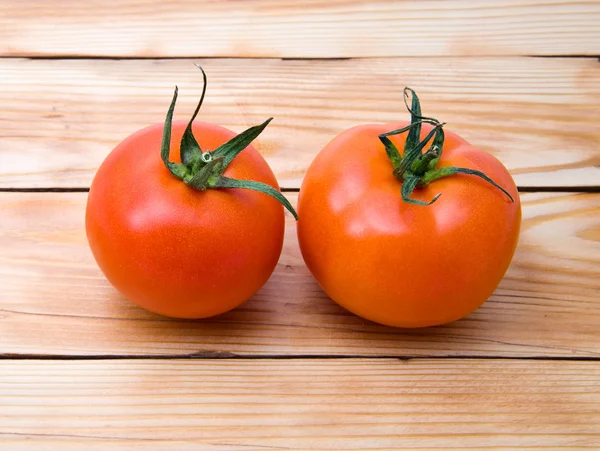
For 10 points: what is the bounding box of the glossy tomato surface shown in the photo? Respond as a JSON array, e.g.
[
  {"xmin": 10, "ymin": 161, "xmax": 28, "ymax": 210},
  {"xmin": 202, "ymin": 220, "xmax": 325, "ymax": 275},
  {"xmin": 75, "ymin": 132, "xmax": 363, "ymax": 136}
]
[
  {"xmin": 86, "ymin": 120, "xmax": 284, "ymax": 318},
  {"xmin": 297, "ymin": 122, "xmax": 521, "ymax": 328}
]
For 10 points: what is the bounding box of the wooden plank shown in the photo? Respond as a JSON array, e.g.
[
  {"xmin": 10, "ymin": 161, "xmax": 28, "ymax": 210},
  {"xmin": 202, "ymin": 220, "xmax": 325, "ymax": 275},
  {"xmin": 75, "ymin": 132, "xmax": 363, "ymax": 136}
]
[
  {"xmin": 0, "ymin": 192, "xmax": 599, "ymax": 358},
  {"xmin": 1, "ymin": 359, "xmax": 599, "ymax": 449},
  {"xmin": 2, "ymin": 58, "xmax": 599, "ymax": 189},
  {"xmin": 1, "ymin": 0, "xmax": 599, "ymax": 58}
]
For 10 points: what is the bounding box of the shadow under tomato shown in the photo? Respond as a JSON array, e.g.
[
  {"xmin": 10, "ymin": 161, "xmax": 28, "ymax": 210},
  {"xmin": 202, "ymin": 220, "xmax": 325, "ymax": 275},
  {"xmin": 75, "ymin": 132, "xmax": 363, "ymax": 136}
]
[{"xmin": 100, "ymin": 261, "xmax": 512, "ymax": 358}]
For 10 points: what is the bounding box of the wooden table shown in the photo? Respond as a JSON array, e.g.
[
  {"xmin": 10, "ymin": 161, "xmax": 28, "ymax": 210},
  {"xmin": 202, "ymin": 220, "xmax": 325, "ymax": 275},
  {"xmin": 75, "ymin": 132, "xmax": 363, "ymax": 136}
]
[{"xmin": 1, "ymin": 1, "xmax": 600, "ymax": 449}]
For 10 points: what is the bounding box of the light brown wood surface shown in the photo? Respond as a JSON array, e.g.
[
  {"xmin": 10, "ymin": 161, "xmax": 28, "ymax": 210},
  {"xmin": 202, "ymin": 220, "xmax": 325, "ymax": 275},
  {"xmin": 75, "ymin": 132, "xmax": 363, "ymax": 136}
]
[
  {"xmin": 1, "ymin": 0, "xmax": 599, "ymax": 58},
  {"xmin": 2, "ymin": 57, "xmax": 599, "ymax": 189},
  {"xmin": 1, "ymin": 359, "xmax": 599, "ymax": 450},
  {"xmin": 1, "ymin": 192, "xmax": 598, "ymax": 358},
  {"xmin": 2, "ymin": 1, "xmax": 599, "ymax": 448}
]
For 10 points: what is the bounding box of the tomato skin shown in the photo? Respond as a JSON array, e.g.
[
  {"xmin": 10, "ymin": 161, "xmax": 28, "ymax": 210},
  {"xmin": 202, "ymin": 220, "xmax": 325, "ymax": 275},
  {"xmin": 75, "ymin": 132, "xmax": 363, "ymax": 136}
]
[
  {"xmin": 297, "ymin": 122, "xmax": 521, "ymax": 328},
  {"xmin": 86, "ymin": 120, "xmax": 284, "ymax": 318}
]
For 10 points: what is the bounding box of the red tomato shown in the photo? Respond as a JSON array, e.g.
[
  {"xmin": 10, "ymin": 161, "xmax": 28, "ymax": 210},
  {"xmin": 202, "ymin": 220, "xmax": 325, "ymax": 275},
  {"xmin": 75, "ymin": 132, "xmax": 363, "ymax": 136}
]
[
  {"xmin": 86, "ymin": 69, "xmax": 296, "ymax": 318},
  {"xmin": 297, "ymin": 89, "xmax": 521, "ymax": 328}
]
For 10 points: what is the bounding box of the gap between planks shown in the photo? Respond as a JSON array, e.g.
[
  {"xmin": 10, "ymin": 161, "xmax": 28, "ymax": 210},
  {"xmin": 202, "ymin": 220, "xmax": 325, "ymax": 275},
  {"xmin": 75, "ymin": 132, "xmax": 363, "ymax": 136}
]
[
  {"xmin": 2, "ymin": 55, "xmax": 599, "ymax": 60},
  {"xmin": 2, "ymin": 0, "xmax": 599, "ymax": 58},
  {"xmin": 2, "ymin": 187, "xmax": 600, "ymax": 193},
  {"xmin": 3, "ymin": 353, "xmax": 600, "ymax": 362}
]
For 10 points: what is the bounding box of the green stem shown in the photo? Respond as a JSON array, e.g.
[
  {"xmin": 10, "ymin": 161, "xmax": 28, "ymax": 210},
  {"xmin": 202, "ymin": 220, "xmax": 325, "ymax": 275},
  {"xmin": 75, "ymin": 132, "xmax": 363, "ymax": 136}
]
[
  {"xmin": 393, "ymin": 123, "xmax": 443, "ymax": 179},
  {"xmin": 410, "ymin": 144, "xmax": 441, "ymax": 176},
  {"xmin": 185, "ymin": 157, "xmax": 224, "ymax": 190}
]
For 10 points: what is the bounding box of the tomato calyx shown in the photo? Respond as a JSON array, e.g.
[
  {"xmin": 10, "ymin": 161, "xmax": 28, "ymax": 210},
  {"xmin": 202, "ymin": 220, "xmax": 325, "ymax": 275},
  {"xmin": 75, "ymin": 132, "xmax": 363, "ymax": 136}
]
[
  {"xmin": 379, "ymin": 88, "xmax": 514, "ymax": 206},
  {"xmin": 160, "ymin": 65, "xmax": 298, "ymax": 220}
]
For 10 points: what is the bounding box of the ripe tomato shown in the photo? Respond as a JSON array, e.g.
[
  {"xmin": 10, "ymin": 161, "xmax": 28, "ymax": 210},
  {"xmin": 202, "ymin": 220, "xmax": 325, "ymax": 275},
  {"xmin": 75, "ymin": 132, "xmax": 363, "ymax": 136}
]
[
  {"xmin": 86, "ymin": 67, "xmax": 296, "ymax": 318},
  {"xmin": 297, "ymin": 89, "xmax": 521, "ymax": 328}
]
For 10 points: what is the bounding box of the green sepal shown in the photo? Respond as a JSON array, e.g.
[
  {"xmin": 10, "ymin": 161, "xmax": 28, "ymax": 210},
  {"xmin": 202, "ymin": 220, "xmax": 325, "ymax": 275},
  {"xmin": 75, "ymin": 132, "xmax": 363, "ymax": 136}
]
[
  {"xmin": 420, "ymin": 166, "xmax": 514, "ymax": 202},
  {"xmin": 425, "ymin": 125, "xmax": 445, "ymax": 171},
  {"xmin": 380, "ymin": 135, "xmax": 402, "ymax": 168},
  {"xmin": 180, "ymin": 65, "xmax": 208, "ymax": 167},
  {"xmin": 392, "ymin": 123, "xmax": 442, "ymax": 179},
  {"xmin": 212, "ymin": 176, "xmax": 299, "ymax": 220},
  {"xmin": 401, "ymin": 174, "xmax": 441, "ymax": 206},
  {"xmin": 402, "ymin": 87, "xmax": 439, "ymax": 125},
  {"xmin": 160, "ymin": 86, "xmax": 188, "ymax": 179},
  {"xmin": 212, "ymin": 118, "xmax": 273, "ymax": 169},
  {"xmin": 403, "ymin": 88, "xmax": 423, "ymax": 155},
  {"xmin": 166, "ymin": 161, "xmax": 188, "ymax": 179}
]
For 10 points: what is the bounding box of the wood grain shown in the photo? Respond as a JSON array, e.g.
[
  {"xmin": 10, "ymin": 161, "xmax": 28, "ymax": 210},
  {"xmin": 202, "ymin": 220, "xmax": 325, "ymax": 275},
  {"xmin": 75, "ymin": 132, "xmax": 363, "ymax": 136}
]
[
  {"xmin": 1, "ymin": 359, "xmax": 599, "ymax": 450},
  {"xmin": 0, "ymin": 192, "xmax": 599, "ymax": 358},
  {"xmin": 1, "ymin": 0, "xmax": 599, "ymax": 58},
  {"xmin": 2, "ymin": 58, "xmax": 599, "ymax": 189}
]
